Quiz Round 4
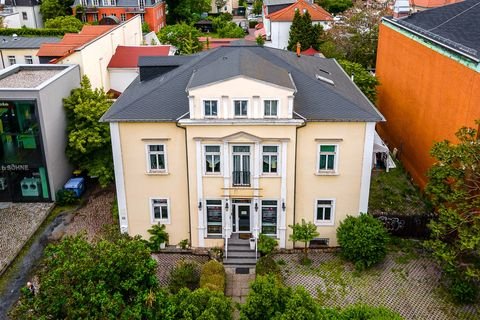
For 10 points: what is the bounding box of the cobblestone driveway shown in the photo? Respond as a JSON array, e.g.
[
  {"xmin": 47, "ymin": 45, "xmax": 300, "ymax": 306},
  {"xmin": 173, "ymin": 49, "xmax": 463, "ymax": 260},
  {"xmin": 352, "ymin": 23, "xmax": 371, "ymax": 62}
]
[
  {"xmin": 0, "ymin": 202, "xmax": 53, "ymax": 275},
  {"xmin": 275, "ymin": 252, "xmax": 479, "ymax": 320}
]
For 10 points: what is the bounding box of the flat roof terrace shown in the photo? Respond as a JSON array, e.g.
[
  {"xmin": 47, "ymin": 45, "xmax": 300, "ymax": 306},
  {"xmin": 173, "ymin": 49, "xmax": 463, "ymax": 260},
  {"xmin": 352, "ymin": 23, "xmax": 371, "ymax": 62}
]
[{"xmin": 0, "ymin": 68, "xmax": 61, "ymax": 89}]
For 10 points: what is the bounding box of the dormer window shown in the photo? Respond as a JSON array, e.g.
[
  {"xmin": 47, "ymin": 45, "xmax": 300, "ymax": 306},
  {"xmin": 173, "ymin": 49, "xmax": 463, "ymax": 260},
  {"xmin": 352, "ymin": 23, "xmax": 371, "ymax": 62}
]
[
  {"xmin": 264, "ymin": 100, "xmax": 278, "ymax": 117},
  {"xmin": 234, "ymin": 100, "xmax": 248, "ymax": 117},
  {"xmin": 204, "ymin": 100, "xmax": 218, "ymax": 117}
]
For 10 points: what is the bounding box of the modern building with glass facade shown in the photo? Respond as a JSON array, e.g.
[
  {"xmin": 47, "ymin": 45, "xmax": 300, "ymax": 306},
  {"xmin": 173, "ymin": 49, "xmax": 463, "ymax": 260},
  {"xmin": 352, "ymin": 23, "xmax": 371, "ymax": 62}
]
[{"xmin": 0, "ymin": 64, "xmax": 80, "ymax": 202}]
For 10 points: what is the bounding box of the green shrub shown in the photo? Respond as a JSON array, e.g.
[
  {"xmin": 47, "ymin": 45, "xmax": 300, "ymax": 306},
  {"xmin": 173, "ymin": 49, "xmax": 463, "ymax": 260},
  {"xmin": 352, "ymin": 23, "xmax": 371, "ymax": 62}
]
[
  {"xmin": 147, "ymin": 223, "xmax": 169, "ymax": 251},
  {"xmin": 337, "ymin": 214, "xmax": 389, "ymax": 270},
  {"xmin": 217, "ymin": 22, "xmax": 245, "ymax": 38},
  {"xmin": 168, "ymin": 261, "xmax": 200, "ymax": 293},
  {"xmin": 340, "ymin": 304, "xmax": 403, "ymax": 319},
  {"xmin": 142, "ymin": 22, "xmax": 151, "ymax": 33},
  {"xmin": 257, "ymin": 234, "xmax": 278, "ymax": 256},
  {"xmin": 45, "ymin": 16, "xmax": 83, "ymax": 32},
  {"xmin": 448, "ymin": 276, "xmax": 478, "ymax": 304},
  {"xmin": 256, "ymin": 256, "xmax": 280, "ymax": 277},
  {"xmin": 172, "ymin": 288, "xmax": 233, "ymax": 319},
  {"xmin": 200, "ymin": 260, "xmax": 226, "ymax": 292},
  {"xmin": 55, "ymin": 189, "xmax": 78, "ymax": 205},
  {"xmin": 179, "ymin": 239, "xmax": 189, "ymax": 249}
]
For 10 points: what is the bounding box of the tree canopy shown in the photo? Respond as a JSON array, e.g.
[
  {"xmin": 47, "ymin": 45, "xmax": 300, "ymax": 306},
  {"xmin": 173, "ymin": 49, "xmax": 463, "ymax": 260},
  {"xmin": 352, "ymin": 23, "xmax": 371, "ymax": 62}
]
[
  {"xmin": 165, "ymin": 0, "xmax": 211, "ymax": 24},
  {"xmin": 316, "ymin": 0, "xmax": 353, "ymax": 14},
  {"xmin": 338, "ymin": 59, "xmax": 379, "ymax": 103},
  {"xmin": 287, "ymin": 10, "xmax": 323, "ymax": 51},
  {"xmin": 45, "ymin": 16, "xmax": 83, "ymax": 32},
  {"xmin": 40, "ymin": 0, "xmax": 74, "ymax": 22},
  {"xmin": 63, "ymin": 76, "xmax": 114, "ymax": 187},
  {"xmin": 425, "ymin": 123, "xmax": 480, "ymax": 302},
  {"xmin": 157, "ymin": 23, "xmax": 203, "ymax": 54}
]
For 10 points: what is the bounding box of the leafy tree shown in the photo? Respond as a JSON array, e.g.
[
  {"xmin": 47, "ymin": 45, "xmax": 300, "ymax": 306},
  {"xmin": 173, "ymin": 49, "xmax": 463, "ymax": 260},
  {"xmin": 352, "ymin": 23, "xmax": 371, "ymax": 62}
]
[
  {"xmin": 40, "ymin": 0, "xmax": 74, "ymax": 21},
  {"xmin": 287, "ymin": 10, "xmax": 323, "ymax": 51},
  {"xmin": 142, "ymin": 21, "xmax": 151, "ymax": 33},
  {"xmin": 258, "ymin": 233, "xmax": 278, "ymax": 256},
  {"xmin": 289, "ymin": 219, "xmax": 319, "ymax": 264},
  {"xmin": 425, "ymin": 123, "xmax": 480, "ymax": 302},
  {"xmin": 157, "ymin": 23, "xmax": 203, "ymax": 54},
  {"xmin": 11, "ymin": 235, "xmax": 159, "ymax": 319},
  {"xmin": 316, "ymin": 0, "xmax": 353, "ymax": 14},
  {"xmin": 253, "ymin": 0, "xmax": 263, "ymax": 15},
  {"xmin": 165, "ymin": 0, "xmax": 210, "ymax": 24},
  {"xmin": 338, "ymin": 59, "xmax": 379, "ymax": 103},
  {"xmin": 63, "ymin": 76, "xmax": 114, "ymax": 187},
  {"xmin": 256, "ymin": 34, "xmax": 265, "ymax": 46},
  {"xmin": 171, "ymin": 288, "xmax": 233, "ymax": 319},
  {"xmin": 217, "ymin": 22, "xmax": 245, "ymax": 38},
  {"xmin": 337, "ymin": 214, "xmax": 389, "ymax": 270},
  {"xmin": 45, "ymin": 16, "xmax": 83, "ymax": 32}
]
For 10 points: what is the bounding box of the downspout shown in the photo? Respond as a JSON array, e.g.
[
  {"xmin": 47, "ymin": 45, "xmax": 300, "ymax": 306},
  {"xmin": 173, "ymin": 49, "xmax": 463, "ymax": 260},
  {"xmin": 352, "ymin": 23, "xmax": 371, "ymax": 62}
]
[
  {"xmin": 293, "ymin": 114, "xmax": 307, "ymax": 249},
  {"xmin": 0, "ymin": 50, "xmax": 5, "ymax": 69},
  {"xmin": 176, "ymin": 120, "xmax": 192, "ymax": 246}
]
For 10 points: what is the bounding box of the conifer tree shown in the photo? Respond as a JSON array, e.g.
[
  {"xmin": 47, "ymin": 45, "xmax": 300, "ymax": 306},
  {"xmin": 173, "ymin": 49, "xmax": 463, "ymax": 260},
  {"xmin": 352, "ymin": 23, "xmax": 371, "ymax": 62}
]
[{"xmin": 287, "ymin": 10, "xmax": 323, "ymax": 51}]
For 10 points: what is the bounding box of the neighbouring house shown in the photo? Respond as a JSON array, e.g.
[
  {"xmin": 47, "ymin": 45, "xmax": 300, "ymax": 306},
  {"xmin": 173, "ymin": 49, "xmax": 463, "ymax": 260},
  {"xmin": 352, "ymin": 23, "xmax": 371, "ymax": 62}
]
[
  {"xmin": 376, "ymin": 0, "xmax": 480, "ymax": 189},
  {"xmin": 0, "ymin": 36, "xmax": 60, "ymax": 69},
  {"xmin": 72, "ymin": 0, "xmax": 166, "ymax": 32},
  {"xmin": 410, "ymin": 0, "xmax": 464, "ymax": 12},
  {"xmin": 263, "ymin": 0, "xmax": 332, "ymax": 50},
  {"xmin": 0, "ymin": 64, "xmax": 80, "ymax": 202},
  {"xmin": 210, "ymin": 0, "xmax": 240, "ymax": 13},
  {"xmin": 107, "ymin": 45, "xmax": 174, "ymax": 94},
  {"xmin": 1, "ymin": 0, "xmax": 43, "ymax": 28},
  {"xmin": 101, "ymin": 45, "xmax": 384, "ymax": 259},
  {"xmin": 37, "ymin": 16, "xmax": 143, "ymax": 91}
]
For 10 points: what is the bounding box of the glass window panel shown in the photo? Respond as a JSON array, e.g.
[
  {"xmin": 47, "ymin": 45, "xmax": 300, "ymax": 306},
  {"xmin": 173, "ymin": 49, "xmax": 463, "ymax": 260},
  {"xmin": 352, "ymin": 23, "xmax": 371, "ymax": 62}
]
[
  {"xmin": 150, "ymin": 145, "xmax": 163, "ymax": 152},
  {"xmin": 324, "ymin": 207, "xmax": 331, "ymax": 220},
  {"xmin": 319, "ymin": 155, "xmax": 326, "ymax": 169},
  {"xmin": 207, "ymin": 200, "xmax": 222, "ymax": 235},
  {"xmin": 150, "ymin": 154, "xmax": 158, "ymax": 169},
  {"xmin": 317, "ymin": 207, "xmax": 323, "ymax": 220},
  {"xmin": 263, "ymin": 146, "xmax": 277, "ymax": 153},
  {"xmin": 320, "ymin": 145, "xmax": 335, "ymax": 152},
  {"xmin": 271, "ymin": 100, "xmax": 278, "ymax": 115},
  {"xmin": 317, "ymin": 200, "xmax": 332, "ymax": 205},
  {"xmin": 233, "ymin": 146, "xmax": 250, "ymax": 152},
  {"xmin": 327, "ymin": 156, "xmax": 334, "ymax": 170},
  {"xmin": 154, "ymin": 206, "xmax": 161, "ymax": 219},
  {"xmin": 263, "ymin": 156, "xmax": 270, "ymax": 173},
  {"xmin": 205, "ymin": 146, "xmax": 220, "ymax": 152},
  {"xmin": 271, "ymin": 156, "xmax": 277, "ymax": 172}
]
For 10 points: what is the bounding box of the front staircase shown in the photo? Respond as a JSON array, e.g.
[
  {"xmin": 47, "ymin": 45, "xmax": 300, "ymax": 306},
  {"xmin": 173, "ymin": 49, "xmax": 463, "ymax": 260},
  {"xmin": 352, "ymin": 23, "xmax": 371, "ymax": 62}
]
[{"xmin": 223, "ymin": 235, "xmax": 257, "ymax": 269}]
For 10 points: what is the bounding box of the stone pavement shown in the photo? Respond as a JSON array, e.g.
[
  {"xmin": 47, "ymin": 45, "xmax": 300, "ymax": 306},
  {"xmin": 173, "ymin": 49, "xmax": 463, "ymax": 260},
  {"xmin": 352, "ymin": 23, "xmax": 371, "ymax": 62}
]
[
  {"xmin": 225, "ymin": 267, "xmax": 255, "ymax": 304},
  {"xmin": 0, "ymin": 202, "xmax": 53, "ymax": 275}
]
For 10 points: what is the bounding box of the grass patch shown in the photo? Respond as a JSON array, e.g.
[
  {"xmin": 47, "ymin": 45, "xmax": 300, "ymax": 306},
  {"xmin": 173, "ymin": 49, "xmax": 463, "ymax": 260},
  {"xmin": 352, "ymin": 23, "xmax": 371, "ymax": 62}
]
[
  {"xmin": 202, "ymin": 32, "xmax": 221, "ymax": 38},
  {"xmin": 369, "ymin": 160, "xmax": 430, "ymax": 215},
  {"xmin": 389, "ymin": 237, "xmax": 422, "ymax": 265},
  {"xmin": 0, "ymin": 203, "xmax": 78, "ymax": 293}
]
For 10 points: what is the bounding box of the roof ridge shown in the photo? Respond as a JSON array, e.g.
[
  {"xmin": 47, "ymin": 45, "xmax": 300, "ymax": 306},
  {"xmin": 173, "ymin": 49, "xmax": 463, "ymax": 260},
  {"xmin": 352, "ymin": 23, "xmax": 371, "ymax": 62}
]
[{"xmin": 427, "ymin": 0, "xmax": 480, "ymax": 31}]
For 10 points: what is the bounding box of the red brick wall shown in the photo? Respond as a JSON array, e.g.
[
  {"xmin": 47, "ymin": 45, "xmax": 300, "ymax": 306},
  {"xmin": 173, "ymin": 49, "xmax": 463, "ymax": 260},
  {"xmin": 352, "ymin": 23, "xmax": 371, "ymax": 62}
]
[{"xmin": 376, "ymin": 23, "xmax": 480, "ymax": 188}]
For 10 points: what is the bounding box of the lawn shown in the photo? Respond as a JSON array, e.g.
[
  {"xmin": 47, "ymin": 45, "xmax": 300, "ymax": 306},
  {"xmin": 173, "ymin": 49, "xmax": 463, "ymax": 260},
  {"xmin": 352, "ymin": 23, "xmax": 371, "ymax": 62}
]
[{"xmin": 274, "ymin": 242, "xmax": 479, "ymax": 320}]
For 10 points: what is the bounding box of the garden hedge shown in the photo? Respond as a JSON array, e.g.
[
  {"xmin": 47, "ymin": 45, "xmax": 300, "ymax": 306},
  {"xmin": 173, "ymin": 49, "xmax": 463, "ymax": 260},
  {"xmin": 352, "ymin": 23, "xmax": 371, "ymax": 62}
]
[
  {"xmin": 200, "ymin": 260, "xmax": 226, "ymax": 292},
  {"xmin": 0, "ymin": 28, "xmax": 66, "ymax": 37}
]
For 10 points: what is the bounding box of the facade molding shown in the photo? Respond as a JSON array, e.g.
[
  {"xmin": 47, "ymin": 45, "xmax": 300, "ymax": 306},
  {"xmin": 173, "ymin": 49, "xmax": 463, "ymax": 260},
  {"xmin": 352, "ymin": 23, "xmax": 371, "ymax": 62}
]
[{"xmin": 110, "ymin": 122, "xmax": 129, "ymax": 233}]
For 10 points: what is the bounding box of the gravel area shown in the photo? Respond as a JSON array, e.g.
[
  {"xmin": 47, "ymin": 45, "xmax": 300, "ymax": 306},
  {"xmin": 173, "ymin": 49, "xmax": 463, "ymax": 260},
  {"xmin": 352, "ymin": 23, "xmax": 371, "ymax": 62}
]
[
  {"xmin": 63, "ymin": 187, "xmax": 115, "ymax": 241},
  {"xmin": 0, "ymin": 69, "xmax": 61, "ymax": 88},
  {"xmin": 275, "ymin": 252, "xmax": 479, "ymax": 320},
  {"xmin": 152, "ymin": 253, "xmax": 209, "ymax": 287},
  {"xmin": 0, "ymin": 202, "xmax": 53, "ymax": 275}
]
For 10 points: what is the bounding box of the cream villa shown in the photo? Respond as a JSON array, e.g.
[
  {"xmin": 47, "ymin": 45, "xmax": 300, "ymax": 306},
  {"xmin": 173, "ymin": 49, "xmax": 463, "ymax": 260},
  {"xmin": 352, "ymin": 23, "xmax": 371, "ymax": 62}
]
[{"xmin": 102, "ymin": 45, "xmax": 383, "ymax": 261}]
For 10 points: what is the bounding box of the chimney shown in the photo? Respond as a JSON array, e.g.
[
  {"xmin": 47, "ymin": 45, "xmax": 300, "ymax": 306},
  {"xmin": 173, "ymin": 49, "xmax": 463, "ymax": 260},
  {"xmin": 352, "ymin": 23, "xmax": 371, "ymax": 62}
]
[
  {"xmin": 296, "ymin": 42, "xmax": 301, "ymax": 57},
  {"xmin": 393, "ymin": 0, "xmax": 411, "ymax": 19}
]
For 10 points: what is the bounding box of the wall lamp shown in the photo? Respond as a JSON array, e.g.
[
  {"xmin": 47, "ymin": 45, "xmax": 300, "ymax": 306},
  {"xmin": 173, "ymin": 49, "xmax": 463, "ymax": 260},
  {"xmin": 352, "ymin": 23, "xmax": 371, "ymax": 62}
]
[
  {"xmin": 254, "ymin": 202, "xmax": 259, "ymax": 212},
  {"xmin": 282, "ymin": 201, "xmax": 286, "ymax": 212},
  {"xmin": 198, "ymin": 201, "xmax": 202, "ymax": 210},
  {"xmin": 225, "ymin": 201, "xmax": 229, "ymax": 211}
]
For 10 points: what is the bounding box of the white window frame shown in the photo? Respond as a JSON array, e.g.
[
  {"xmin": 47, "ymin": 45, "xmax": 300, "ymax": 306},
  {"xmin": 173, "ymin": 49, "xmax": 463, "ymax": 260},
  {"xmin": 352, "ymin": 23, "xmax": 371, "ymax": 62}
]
[
  {"xmin": 314, "ymin": 198, "xmax": 335, "ymax": 226},
  {"xmin": 22, "ymin": 11, "xmax": 27, "ymax": 20},
  {"xmin": 204, "ymin": 144, "xmax": 222, "ymax": 175},
  {"xmin": 317, "ymin": 144, "xmax": 339, "ymax": 174},
  {"xmin": 120, "ymin": 13, "xmax": 126, "ymax": 21},
  {"xmin": 93, "ymin": 13, "xmax": 98, "ymax": 21},
  {"xmin": 205, "ymin": 199, "xmax": 223, "ymax": 236},
  {"xmin": 260, "ymin": 199, "xmax": 279, "ymax": 237},
  {"xmin": 102, "ymin": 13, "xmax": 107, "ymax": 18},
  {"xmin": 145, "ymin": 143, "xmax": 168, "ymax": 174},
  {"xmin": 150, "ymin": 197, "xmax": 170, "ymax": 224},
  {"xmin": 24, "ymin": 56, "xmax": 33, "ymax": 64},
  {"xmin": 233, "ymin": 99, "xmax": 248, "ymax": 118},
  {"xmin": 261, "ymin": 144, "xmax": 279, "ymax": 175},
  {"xmin": 7, "ymin": 56, "xmax": 15, "ymax": 66},
  {"xmin": 202, "ymin": 99, "xmax": 219, "ymax": 118},
  {"xmin": 93, "ymin": 0, "xmax": 99, "ymax": 6},
  {"xmin": 263, "ymin": 99, "xmax": 279, "ymax": 118}
]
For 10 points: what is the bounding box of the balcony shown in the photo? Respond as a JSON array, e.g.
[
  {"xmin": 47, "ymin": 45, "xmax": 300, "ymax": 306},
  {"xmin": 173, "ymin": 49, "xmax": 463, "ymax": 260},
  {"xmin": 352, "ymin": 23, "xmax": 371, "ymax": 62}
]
[
  {"xmin": 232, "ymin": 171, "xmax": 250, "ymax": 187},
  {"xmin": 126, "ymin": 7, "xmax": 145, "ymax": 13}
]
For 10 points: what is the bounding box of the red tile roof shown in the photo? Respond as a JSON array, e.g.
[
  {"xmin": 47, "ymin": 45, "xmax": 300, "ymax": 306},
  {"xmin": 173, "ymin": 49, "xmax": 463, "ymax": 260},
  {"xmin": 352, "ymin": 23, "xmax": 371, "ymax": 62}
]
[
  {"xmin": 107, "ymin": 46, "xmax": 172, "ymax": 68},
  {"xmin": 410, "ymin": 0, "xmax": 463, "ymax": 7},
  {"xmin": 267, "ymin": 0, "xmax": 332, "ymax": 22},
  {"xmin": 37, "ymin": 25, "xmax": 115, "ymax": 58},
  {"xmin": 301, "ymin": 46, "xmax": 320, "ymax": 56}
]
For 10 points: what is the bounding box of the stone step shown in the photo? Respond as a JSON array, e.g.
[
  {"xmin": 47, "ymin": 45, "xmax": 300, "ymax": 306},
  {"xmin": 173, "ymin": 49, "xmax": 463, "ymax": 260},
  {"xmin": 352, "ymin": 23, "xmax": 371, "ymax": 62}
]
[
  {"xmin": 223, "ymin": 257, "xmax": 257, "ymax": 265},
  {"xmin": 227, "ymin": 245, "xmax": 253, "ymax": 252},
  {"xmin": 226, "ymin": 250, "xmax": 257, "ymax": 258}
]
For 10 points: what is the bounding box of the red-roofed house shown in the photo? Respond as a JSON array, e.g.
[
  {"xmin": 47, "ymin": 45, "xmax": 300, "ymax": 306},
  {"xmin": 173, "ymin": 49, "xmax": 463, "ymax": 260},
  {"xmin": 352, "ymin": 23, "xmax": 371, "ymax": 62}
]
[
  {"xmin": 108, "ymin": 45, "xmax": 174, "ymax": 93},
  {"xmin": 263, "ymin": 0, "xmax": 332, "ymax": 49},
  {"xmin": 410, "ymin": 0, "xmax": 463, "ymax": 11},
  {"xmin": 37, "ymin": 16, "xmax": 142, "ymax": 90}
]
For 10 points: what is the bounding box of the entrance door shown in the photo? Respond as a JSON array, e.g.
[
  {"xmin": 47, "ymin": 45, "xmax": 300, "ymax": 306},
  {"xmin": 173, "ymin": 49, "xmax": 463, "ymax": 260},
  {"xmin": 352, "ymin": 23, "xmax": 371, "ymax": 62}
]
[{"xmin": 237, "ymin": 204, "xmax": 251, "ymax": 233}]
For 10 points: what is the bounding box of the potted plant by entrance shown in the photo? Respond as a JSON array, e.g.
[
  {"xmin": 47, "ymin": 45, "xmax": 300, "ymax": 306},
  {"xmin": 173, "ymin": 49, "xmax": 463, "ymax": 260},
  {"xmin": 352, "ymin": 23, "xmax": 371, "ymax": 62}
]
[{"xmin": 147, "ymin": 223, "xmax": 169, "ymax": 251}]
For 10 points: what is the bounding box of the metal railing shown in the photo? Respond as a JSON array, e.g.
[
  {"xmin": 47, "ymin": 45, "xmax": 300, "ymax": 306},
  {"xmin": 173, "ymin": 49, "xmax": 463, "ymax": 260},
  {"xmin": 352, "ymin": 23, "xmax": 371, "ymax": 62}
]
[{"xmin": 232, "ymin": 171, "xmax": 250, "ymax": 186}]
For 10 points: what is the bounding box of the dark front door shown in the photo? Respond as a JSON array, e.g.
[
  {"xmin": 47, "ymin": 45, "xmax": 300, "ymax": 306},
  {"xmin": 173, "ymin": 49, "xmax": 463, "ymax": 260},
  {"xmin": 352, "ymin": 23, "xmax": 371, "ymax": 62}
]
[{"xmin": 237, "ymin": 204, "xmax": 250, "ymax": 233}]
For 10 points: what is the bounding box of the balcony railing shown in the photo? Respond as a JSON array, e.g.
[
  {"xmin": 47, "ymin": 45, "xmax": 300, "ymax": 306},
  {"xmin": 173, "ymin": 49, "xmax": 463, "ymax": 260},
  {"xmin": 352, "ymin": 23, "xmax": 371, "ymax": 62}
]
[
  {"xmin": 126, "ymin": 7, "xmax": 145, "ymax": 12},
  {"xmin": 232, "ymin": 171, "xmax": 250, "ymax": 187}
]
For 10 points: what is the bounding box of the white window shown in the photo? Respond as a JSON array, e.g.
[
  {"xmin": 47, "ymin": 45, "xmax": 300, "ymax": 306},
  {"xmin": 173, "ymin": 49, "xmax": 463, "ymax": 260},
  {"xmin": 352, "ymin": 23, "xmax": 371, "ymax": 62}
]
[
  {"xmin": 315, "ymin": 199, "xmax": 335, "ymax": 225},
  {"xmin": 7, "ymin": 56, "xmax": 15, "ymax": 66},
  {"xmin": 81, "ymin": 14, "xmax": 87, "ymax": 22},
  {"xmin": 150, "ymin": 198, "xmax": 169, "ymax": 223},
  {"xmin": 261, "ymin": 200, "xmax": 278, "ymax": 236},
  {"xmin": 93, "ymin": 0, "xmax": 99, "ymax": 6},
  {"xmin": 140, "ymin": 13, "xmax": 145, "ymax": 22},
  {"xmin": 93, "ymin": 14, "xmax": 98, "ymax": 22},
  {"xmin": 121, "ymin": 13, "xmax": 126, "ymax": 21},
  {"xmin": 110, "ymin": 0, "xmax": 116, "ymax": 5},
  {"xmin": 22, "ymin": 12, "xmax": 27, "ymax": 20},
  {"xmin": 205, "ymin": 145, "xmax": 221, "ymax": 174},
  {"xmin": 262, "ymin": 145, "xmax": 278, "ymax": 174},
  {"xmin": 206, "ymin": 200, "xmax": 222, "ymax": 235},
  {"xmin": 264, "ymin": 100, "xmax": 278, "ymax": 117},
  {"xmin": 318, "ymin": 144, "xmax": 338, "ymax": 173},
  {"xmin": 203, "ymin": 100, "xmax": 218, "ymax": 117},
  {"xmin": 81, "ymin": 0, "xmax": 87, "ymax": 6},
  {"xmin": 147, "ymin": 144, "xmax": 167, "ymax": 172},
  {"xmin": 102, "ymin": 13, "xmax": 107, "ymax": 18},
  {"xmin": 24, "ymin": 56, "xmax": 33, "ymax": 64},
  {"xmin": 234, "ymin": 100, "xmax": 248, "ymax": 117}
]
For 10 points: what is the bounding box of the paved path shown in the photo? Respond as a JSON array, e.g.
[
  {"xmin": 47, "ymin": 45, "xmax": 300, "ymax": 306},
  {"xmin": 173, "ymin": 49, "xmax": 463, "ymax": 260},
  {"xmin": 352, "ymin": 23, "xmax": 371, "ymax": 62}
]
[{"xmin": 225, "ymin": 268, "xmax": 255, "ymax": 304}]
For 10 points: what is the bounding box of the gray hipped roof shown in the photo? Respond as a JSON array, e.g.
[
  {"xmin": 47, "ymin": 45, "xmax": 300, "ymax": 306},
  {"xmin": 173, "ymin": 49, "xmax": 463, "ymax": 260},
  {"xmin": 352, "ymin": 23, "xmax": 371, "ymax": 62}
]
[
  {"xmin": 188, "ymin": 48, "xmax": 295, "ymax": 90},
  {"xmin": 0, "ymin": 36, "xmax": 60, "ymax": 49},
  {"xmin": 385, "ymin": 0, "xmax": 480, "ymax": 61},
  {"xmin": 102, "ymin": 46, "xmax": 383, "ymax": 122}
]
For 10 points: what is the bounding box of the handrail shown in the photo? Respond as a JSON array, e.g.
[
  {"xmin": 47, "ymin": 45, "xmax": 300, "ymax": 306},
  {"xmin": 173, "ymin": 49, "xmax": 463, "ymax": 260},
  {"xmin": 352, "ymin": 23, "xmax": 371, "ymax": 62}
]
[
  {"xmin": 255, "ymin": 237, "xmax": 258, "ymax": 261},
  {"xmin": 225, "ymin": 236, "xmax": 228, "ymax": 259}
]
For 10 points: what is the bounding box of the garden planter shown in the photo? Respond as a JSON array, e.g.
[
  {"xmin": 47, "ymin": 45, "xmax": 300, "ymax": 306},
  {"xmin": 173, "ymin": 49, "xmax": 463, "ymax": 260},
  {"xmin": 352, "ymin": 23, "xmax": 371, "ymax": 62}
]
[
  {"xmin": 249, "ymin": 238, "xmax": 256, "ymax": 250},
  {"xmin": 159, "ymin": 242, "xmax": 166, "ymax": 250}
]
